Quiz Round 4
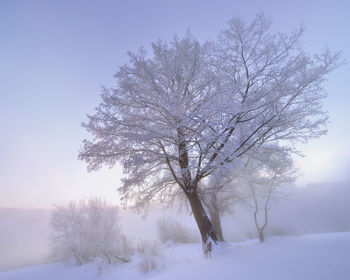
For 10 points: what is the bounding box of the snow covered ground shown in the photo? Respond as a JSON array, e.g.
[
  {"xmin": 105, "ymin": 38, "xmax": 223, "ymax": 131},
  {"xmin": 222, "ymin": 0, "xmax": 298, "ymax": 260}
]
[{"xmin": 0, "ymin": 231, "xmax": 349, "ymax": 280}]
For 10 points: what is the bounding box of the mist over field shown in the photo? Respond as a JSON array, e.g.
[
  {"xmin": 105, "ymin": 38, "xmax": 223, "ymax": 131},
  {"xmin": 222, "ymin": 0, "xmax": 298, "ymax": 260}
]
[
  {"xmin": 0, "ymin": 208, "xmax": 51, "ymax": 271},
  {"xmin": 1, "ymin": 179, "xmax": 349, "ymax": 271}
]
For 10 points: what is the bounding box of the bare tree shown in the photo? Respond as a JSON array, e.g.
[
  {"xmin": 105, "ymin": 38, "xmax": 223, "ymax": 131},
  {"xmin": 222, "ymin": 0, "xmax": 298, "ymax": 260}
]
[
  {"xmin": 242, "ymin": 146, "xmax": 297, "ymax": 242},
  {"xmin": 79, "ymin": 14, "xmax": 340, "ymax": 255}
]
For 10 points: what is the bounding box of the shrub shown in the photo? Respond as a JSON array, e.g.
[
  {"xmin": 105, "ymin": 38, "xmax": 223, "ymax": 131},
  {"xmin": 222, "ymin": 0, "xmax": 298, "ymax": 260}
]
[{"xmin": 50, "ymin": 197, "xmax": 132, "ymax": 265}]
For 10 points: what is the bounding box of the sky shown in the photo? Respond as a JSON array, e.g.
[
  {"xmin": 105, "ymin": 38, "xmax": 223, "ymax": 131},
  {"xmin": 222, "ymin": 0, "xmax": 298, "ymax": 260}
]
[{"xmin": 0, "ymin": 0, "xmax": 349, "ymax": 209}]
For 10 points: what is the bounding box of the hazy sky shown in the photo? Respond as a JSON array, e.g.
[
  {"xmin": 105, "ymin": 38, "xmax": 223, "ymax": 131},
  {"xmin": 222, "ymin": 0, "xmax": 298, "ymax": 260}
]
[{"xmin": 1, "ymin": 0, "xmax": 349, "ymax": 208}]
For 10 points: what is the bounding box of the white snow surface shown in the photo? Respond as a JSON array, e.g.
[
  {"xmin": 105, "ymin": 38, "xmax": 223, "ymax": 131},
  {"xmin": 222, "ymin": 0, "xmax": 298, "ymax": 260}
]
[{"xmin": 1, "ymin": 232, "xmax": 349, "ymax": 280}]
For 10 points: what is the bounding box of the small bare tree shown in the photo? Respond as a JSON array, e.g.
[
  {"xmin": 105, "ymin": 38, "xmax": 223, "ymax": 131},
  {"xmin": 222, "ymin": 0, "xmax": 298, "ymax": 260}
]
[{"xmin": 242, "ymin": 146, "xmax": 297, "ymax": 242}]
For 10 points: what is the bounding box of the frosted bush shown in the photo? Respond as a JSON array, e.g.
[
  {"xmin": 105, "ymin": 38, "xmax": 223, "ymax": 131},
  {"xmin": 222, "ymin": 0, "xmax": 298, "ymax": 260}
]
[{"xmin": 50, "ymin": 197, "xmax": 133, "ymax": 265}]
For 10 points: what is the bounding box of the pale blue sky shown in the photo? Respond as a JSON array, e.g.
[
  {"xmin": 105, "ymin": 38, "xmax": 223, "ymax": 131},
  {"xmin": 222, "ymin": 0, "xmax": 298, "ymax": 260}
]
[{"xmin": 1, "ymin": 0, "xmax": 349, "ymax": 208}]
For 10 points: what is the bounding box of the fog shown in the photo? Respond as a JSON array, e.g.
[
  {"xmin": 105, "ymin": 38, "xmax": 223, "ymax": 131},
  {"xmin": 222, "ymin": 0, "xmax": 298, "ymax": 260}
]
[
  {"xmin": 223, "ymin": 180, "xmax": 350, "ymax": 240},
  {"xmin": 0, "ymin": 208, "xmax": 51, "ymax": 271},
  {"xmin": 1, "ymin": 179, "xmax": 349, "ymax": 271}
]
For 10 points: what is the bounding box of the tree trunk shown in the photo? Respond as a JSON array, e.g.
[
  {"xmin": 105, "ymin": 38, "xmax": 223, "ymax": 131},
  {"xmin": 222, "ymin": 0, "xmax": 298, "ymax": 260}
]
[
  {"xmin": 208, "ymin": 207, "xmax": 224, "ymax": 242},
  {"xmin": 258, "ymin": 207, "xmax": 268, "ymax": 243},
  {"xmin": 186, "ymin": 191, "xmax": 218, "ymax": 257},
  {"xmin": 206, "ymin": 191, "xmax": 224, "ymax": 242},
  {"xmin": 258, "ymin": 231, "xmax": 265, "ymax": 242},
  {"xmin": 253, "ymin": 207, "xmax": 267, "ymax": 243},
  {"xmin": 176, "ymin": 128, "xmax": 217, "ymax": 256}
]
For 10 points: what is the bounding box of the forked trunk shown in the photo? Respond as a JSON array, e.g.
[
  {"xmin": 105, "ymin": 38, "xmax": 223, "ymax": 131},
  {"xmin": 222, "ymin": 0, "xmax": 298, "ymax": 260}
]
[
  {"xmin": 208, "ymin": 207, "xmax": 224, "ymax": 242},
  {"xmin": 253, "ymin": 207, "xmax": 268, "ymax": 243},
  {"xmin": 205, "ymin": 191, "xmax": 224, "ymax": 242},
  {"xmin": 187, "ymin": 191, "xmax": 218, "ymax": 257}
]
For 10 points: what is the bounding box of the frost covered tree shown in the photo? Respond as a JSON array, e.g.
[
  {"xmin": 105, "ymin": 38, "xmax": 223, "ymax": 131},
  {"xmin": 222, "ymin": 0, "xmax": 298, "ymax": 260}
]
[
  {"xmin": 81, "ymin": 34, "xmax": 221, "ymax": 255},
  {"xmin": 79, "ymin": 14, "xmax": 340, "ymax": 256}
]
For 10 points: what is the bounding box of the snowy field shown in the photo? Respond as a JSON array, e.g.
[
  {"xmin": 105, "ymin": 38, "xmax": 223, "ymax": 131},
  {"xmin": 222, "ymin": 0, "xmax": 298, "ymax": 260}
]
[{"xmin": 0, "ymin": 232, "xmax": 349, "ymax": 280}]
